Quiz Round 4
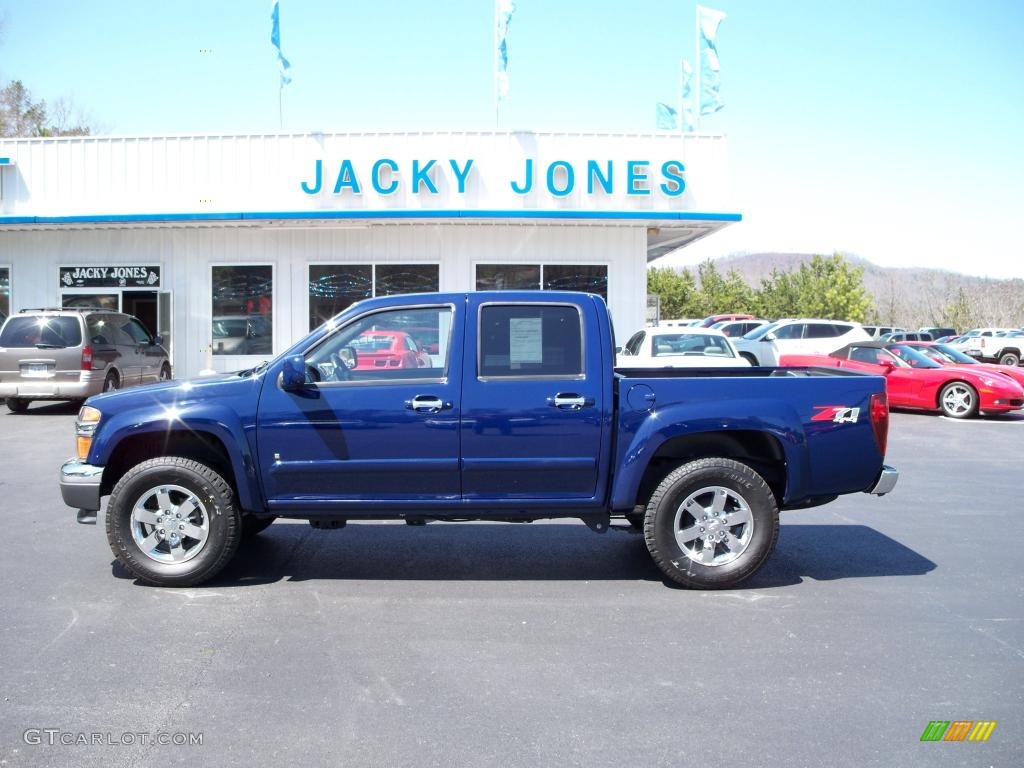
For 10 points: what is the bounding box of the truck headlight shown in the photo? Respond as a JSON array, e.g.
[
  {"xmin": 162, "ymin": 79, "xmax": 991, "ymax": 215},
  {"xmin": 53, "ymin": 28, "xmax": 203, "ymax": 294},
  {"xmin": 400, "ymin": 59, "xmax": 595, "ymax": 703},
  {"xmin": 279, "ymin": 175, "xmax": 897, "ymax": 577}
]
[{"xmin": 76, "ymin": 406, "xmax": 102, "ymax": 460}]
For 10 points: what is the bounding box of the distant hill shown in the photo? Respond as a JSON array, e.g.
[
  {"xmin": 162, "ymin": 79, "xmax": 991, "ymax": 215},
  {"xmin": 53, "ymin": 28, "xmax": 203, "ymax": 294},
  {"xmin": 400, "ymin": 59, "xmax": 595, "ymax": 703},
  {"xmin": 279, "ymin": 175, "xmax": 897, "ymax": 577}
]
[{"xmin": 709, "ymin": 252, "xmax": 1024, "ymax": 329}]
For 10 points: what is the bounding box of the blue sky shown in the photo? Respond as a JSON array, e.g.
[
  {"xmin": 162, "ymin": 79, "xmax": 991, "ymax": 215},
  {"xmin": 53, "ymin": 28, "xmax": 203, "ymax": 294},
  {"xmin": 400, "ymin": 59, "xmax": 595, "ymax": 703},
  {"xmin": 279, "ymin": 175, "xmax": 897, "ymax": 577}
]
[{"xmin": 1, "ymin": 0, "xmax": 1022, "ymax": 278}]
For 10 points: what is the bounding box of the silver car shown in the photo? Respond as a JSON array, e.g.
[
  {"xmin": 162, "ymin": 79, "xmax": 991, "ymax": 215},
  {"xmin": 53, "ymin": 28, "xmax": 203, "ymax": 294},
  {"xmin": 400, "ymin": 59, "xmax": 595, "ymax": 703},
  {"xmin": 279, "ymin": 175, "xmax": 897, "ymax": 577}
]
[{"xmin": 0, "ymin": 307, "xmax": 171, "ymax": 412}]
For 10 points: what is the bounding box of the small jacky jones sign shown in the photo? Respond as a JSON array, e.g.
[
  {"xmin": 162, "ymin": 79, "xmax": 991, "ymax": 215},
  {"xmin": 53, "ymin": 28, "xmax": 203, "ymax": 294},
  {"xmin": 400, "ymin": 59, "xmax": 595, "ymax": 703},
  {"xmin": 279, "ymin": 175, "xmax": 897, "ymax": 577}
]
[{"xmin": 60, "ymin": 266, "xmax": 161, "ymax": 289}]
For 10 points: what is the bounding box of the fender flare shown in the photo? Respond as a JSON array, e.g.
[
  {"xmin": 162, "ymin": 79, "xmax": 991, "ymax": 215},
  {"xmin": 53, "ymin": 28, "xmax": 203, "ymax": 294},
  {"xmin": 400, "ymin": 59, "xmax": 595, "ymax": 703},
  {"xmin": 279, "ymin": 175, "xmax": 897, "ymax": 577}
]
[
  {"xmin": 610, "ymin": 398, "xmax": 810, "ymax": 510},
  {"xmin": 89, "ymin": 403, "xmax": 260, "ymax": 511}
]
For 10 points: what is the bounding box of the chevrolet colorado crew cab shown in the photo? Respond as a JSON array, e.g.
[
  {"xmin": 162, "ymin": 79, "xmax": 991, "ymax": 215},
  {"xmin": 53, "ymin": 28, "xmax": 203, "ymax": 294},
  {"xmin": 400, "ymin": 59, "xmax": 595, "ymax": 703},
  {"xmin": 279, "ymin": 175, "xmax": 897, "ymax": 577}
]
[{"xmin": 59, "ymin": 291, "xmax": 898, "ymax": 589}]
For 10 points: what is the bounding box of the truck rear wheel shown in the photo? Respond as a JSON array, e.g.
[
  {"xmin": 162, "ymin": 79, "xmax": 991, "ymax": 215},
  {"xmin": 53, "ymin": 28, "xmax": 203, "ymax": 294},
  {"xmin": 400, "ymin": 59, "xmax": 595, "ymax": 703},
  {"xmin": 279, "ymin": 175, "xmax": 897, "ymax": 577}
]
[
  {"xmin": 105, "ymin": 457, "xmax": 241, "ymax": 587},
  {"xmin": 643, "ymin": 458, "xmax": 779, "ymax": 589}
]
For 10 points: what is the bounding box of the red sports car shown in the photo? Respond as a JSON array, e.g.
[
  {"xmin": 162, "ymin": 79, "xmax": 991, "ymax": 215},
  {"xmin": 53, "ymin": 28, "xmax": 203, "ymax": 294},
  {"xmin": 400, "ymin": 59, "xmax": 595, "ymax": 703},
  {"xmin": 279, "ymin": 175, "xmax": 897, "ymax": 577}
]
[
  {"xmin": 780, "ymin": 341, "xmax": 1024, "ymax": 418},
  {"xmin": 898, "ymin": 341, "xmax": 1024, "ymax": 390},
  {"xmin": 350, "ymin": 330, "xmax": 431, "ymax": 370}
]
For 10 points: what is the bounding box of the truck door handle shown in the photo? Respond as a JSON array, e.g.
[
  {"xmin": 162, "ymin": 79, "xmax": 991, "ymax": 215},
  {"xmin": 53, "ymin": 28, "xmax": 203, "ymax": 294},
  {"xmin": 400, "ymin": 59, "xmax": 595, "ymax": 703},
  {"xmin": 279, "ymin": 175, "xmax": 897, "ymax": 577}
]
[
  {"xmin": 547, "ymin": 393, "xmax": 593, "ymax": 410},
  {"xmin": 405, "ymin": 395, "xmax": 451, "ymax": 413}
]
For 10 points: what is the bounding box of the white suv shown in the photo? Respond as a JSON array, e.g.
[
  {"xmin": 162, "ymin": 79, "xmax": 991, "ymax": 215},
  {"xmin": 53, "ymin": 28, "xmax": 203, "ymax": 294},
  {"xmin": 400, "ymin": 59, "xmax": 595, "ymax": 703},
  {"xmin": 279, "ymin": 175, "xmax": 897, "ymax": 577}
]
[{"xmin": 732, "ymin": 318, "xmax": 871, "ymax": 366}]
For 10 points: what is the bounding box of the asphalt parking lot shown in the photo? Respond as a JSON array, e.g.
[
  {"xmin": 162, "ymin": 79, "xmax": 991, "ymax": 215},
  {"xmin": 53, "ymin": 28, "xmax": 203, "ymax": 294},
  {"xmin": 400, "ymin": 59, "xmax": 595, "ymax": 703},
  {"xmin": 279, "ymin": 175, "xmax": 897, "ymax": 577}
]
[{"xmin": 0, "ymin": 402, "xmax": 1021, "ymax": 767}]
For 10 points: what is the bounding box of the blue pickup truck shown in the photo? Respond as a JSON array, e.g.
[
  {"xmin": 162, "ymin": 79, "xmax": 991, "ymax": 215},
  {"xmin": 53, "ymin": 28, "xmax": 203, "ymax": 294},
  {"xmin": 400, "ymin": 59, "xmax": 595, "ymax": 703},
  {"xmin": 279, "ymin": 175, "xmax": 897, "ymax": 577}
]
[{"xmin": 59, "ymin": 291, "xmax": 897, "ymax": 589}]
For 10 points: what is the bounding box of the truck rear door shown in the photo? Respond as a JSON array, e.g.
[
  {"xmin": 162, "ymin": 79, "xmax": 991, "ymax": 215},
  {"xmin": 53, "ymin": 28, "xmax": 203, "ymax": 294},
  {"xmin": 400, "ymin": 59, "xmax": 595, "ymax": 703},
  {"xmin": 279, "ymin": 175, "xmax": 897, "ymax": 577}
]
[{"xmin": 460, "ymin": 296, "xmax": 606, "ymax": 503}]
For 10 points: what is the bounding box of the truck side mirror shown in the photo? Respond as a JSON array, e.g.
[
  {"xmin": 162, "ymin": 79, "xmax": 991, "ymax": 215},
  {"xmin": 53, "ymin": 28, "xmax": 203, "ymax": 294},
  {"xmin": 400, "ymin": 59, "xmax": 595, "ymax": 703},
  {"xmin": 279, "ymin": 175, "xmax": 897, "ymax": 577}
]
[
  {"xmin": 763, "ymin": 332, "xmax": 776, "ymax": 342},
  {"xmin": 281, "ymin": 354, "xmax": 308, "ymax": 390},
  {"xmin": 153, "ymin": 334, "xmax": 164, "ymax": 346}
]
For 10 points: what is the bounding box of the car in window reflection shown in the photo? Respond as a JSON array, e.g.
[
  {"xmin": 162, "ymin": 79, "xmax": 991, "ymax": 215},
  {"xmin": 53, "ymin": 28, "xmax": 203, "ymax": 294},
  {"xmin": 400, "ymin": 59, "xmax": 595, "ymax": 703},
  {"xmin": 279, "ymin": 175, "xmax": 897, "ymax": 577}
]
[
  {"xmin": 211, "ymin": 315, "xmax": 273, "ymax": 355},
  {"xmin": 350, "ymin": 330, "xmax": 431, "ymax": 370}
]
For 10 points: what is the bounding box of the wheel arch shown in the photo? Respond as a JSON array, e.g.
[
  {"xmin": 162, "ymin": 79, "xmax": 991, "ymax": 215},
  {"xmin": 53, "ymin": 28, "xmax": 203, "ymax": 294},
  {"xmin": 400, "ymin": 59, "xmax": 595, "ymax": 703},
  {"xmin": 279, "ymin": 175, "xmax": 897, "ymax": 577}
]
[
  {"xmin": 935, "ymin": 378, "xmax": 978, "ymax": 409},
  {"xmin": 95, "ymin": 415, "xmax": 261, "ymax": 513},
  {"xmin": 628, "ymin": 429, "xmax": 788, "ymax": 512}
]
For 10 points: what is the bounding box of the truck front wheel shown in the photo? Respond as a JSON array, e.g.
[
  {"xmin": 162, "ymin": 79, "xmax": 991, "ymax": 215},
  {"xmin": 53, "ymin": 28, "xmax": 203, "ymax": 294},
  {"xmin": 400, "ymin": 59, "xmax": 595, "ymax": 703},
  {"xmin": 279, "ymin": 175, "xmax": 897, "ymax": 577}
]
[
  {"xmin": 105, "ymin": 457, "xmax": 242, "ymax": 587},
  {"xmin": 643, "ymin": 458, "xmax": 779, "ymax": 589}
]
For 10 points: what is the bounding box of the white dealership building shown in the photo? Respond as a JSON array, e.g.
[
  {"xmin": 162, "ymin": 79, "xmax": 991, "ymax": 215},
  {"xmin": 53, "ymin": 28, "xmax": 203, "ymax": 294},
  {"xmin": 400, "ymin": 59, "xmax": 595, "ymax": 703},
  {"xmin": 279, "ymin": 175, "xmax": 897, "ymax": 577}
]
[{"xmin": 0, "ymin": 131, "xmax": 738, "ymax": 378}]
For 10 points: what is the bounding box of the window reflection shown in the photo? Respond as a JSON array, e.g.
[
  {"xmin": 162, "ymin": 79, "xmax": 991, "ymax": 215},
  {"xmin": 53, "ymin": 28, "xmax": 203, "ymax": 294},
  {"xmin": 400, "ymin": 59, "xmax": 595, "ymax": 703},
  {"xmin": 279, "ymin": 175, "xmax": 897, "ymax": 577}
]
[
  {"xmin": 376, "ymin": 265, "xmax": 439, "ymax": 296},
  {"xmin": 309, "ymin": 265, "xmax": 372, "ymax": 330},
  {"xmin": 476, "ymin": 264, "xmax": 540, "ymax": 290},
  {"xmin": 0, "ymin": 268, "xmax": 9, "ymax": 322},
  {"xmin": 211, "ymin": 265, "xmax": 273, "ymax": 355},
  {"xmin": 543, "ymin": 265, "xmax": 608, "ymax": 300}
]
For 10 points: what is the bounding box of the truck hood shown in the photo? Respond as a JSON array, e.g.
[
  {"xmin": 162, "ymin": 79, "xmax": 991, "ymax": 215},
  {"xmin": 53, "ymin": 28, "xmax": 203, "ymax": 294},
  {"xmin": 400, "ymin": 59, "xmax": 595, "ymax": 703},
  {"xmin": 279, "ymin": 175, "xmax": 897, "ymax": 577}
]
[{"xmin": 85, "ymin": 371, "xmax": 261, "ymax": 411}]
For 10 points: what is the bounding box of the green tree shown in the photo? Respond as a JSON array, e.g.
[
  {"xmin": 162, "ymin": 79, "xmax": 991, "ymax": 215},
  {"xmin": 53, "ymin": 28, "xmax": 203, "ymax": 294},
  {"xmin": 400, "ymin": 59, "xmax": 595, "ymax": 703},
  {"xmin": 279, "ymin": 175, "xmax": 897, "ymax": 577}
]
[
  {"xmin": 0, "ymin": 80, "xmax": 47, "ymax": 137},
  {"xmin": 647, "ymin": 266, "xmax": 699, "ymax": 320},
  {"xmin": 754, "ymin": 268, "xmax": 801, "ymax": 319},
  {"xmin": 0, "ymin": 79, "xmax": 93, "ymax": 137},
  {"xmin": 790, "ymin": 254, "xmax": 872, "ymax": 321}
]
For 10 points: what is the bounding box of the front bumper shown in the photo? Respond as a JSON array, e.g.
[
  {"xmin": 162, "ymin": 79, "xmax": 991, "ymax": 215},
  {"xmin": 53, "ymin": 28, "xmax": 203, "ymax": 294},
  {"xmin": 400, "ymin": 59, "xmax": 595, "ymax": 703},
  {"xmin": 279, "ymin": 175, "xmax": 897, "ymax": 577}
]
[
  {"xmin": 866, "ymin": 465, "xmax": 899, "ymax": 496},
  {"xmin": 59, "ymin": 458, "xmax": 104, "ymax": 512}
]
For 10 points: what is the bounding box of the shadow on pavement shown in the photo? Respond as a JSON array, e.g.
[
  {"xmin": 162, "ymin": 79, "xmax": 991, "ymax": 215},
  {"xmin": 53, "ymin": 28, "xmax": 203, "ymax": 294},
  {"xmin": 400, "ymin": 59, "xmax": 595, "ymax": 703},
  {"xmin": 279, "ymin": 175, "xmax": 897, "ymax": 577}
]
[
  {"xmin": 114, "ymin": 522, "xmax": 936, "ymax": 590},
  {"xmin": 3, "ymin": 400, "xmax": 81, "ymax": 416}
]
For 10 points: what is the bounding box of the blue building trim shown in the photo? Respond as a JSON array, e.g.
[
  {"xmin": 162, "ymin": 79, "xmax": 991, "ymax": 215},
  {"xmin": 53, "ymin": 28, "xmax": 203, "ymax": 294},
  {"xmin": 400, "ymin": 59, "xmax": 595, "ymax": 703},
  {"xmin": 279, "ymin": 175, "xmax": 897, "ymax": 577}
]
[{"xmin": 0, "ymin": 209, "xmax": 742, "ymax": 226}]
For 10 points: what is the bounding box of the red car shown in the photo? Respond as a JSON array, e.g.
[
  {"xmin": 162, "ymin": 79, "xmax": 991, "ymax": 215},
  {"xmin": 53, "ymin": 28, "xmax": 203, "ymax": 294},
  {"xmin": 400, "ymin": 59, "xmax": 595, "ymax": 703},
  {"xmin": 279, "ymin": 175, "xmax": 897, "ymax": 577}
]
[
  {"xmin": 697, "ymin": 313, "xmax": 754, "ymax": 328},
  {"xmin": 780, "ymin": 341, "xmax": 1024, "ymax": 419},
  {"xmin": 350, "ymin": 330, "xmax": 431, "ymax": 370},
  {"xmin": 899, "ymin": 341, "xmax": 1024, "ymax": 390}
]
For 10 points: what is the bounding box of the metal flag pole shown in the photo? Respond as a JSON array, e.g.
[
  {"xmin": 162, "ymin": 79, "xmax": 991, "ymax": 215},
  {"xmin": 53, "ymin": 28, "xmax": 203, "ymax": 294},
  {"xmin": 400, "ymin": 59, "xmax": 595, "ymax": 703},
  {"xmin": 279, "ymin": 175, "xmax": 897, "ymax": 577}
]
[
  {"xmin": 695, "ymin": 6, "xmax": 701, "ymax": 133},
  {"xmin": 494, "ymin": 0, "xmax": 500, "ymax": 129}
]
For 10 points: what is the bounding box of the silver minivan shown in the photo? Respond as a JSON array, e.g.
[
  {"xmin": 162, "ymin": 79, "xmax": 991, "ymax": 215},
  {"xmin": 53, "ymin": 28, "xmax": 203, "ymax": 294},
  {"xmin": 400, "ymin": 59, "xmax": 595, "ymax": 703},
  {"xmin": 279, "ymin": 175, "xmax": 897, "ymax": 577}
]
[{"xmin": 0, "ymin": 307, "xmax": 171, "ymax": 412}]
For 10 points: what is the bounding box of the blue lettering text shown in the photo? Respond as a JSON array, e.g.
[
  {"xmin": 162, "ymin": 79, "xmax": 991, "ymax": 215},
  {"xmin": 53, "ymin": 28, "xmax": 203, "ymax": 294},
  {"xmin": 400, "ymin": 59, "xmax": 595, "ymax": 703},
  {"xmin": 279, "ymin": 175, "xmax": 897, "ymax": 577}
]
[
  {"xmin": 511, "ymin": 159, "xmax": 534, "ymax": 195},
  {"xmin": 411, "ymin": 160, "xmax": 438, "ymax": 194}
]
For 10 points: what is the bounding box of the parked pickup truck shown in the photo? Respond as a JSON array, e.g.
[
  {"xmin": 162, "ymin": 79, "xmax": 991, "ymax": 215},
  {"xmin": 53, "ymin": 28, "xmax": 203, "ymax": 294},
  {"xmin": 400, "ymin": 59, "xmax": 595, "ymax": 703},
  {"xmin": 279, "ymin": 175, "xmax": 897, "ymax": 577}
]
[{"xmin": 59, "ymin": 291, "xmax": 898, "ymax": 589}]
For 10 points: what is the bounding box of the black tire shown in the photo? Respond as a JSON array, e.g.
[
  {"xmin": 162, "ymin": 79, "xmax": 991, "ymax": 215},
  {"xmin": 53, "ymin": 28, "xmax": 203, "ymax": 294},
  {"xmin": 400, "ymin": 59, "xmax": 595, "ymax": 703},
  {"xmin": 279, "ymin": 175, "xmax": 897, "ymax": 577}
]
[
  {"xmin": 103, "ymin": 370, "xmax": 120, "ymax": 393},
  {"xmin": 241, "ymin": 514, "xmax": 276, "ymax": 539},
  {"xmin": 998, "ymin": 351, "xmax": 1020, "ymax": 367},
  {"xmin": 938, "ymin": 381, "xmax": 979, "ymax": 419},
  {"xmin": 739, "ymin": 352, "xmax": 758, "ymax": 366},
  {"xmin": 105, "ymin": 457, "xmax": 242, "ymax": 587},
  {"xmin": 643, "ymin": 458, "xmax": 779, "ymax": 589},
  {"xmin": 159, "ymin": 363, "xmax": 173, "ymax": 381},
  {"xmin": 6, "ymin": 397, "xmax": 29, "ymax": 413}
]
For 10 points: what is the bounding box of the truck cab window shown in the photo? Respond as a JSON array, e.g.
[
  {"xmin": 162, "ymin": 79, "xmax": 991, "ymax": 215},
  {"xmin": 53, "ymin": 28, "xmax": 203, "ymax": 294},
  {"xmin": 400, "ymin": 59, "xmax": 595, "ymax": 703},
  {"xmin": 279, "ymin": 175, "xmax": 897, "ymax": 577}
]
[{"xmin": 479, "ymin": 304, "xmax": 583, "ymax": 378}]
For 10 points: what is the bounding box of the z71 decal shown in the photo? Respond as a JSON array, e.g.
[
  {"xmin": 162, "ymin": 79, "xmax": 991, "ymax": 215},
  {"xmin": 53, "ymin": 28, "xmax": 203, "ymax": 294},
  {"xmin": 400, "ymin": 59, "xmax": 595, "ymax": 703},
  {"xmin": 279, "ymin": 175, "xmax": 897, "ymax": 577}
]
[{"xmin": 812, "ymin": 406, "xmax": 861, "ymax": 424}]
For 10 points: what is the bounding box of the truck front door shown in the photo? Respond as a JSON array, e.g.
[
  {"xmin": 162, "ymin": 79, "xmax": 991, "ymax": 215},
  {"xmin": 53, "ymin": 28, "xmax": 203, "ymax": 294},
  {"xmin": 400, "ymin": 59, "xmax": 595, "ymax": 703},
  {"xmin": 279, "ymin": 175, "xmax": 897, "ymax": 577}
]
[
  {"xmin": 460, "ymin": 297, "xmax": 607, "ymax": 504},
  {"xmin": 256, "ymin": 303, "xmax": 462, "ymax": 510}
]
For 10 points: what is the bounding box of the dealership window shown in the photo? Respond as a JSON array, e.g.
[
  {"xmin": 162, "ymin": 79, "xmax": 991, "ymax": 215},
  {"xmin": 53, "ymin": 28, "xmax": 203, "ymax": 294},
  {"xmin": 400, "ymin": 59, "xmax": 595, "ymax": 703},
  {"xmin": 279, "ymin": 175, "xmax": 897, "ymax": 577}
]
[
  {"xmin": 309, "ymin": 265, "xmax": 372, "ymax": 330},
  {"xmin": 0, "ymin": 267, "xmax": 9, "ymax": 321},
  {"xmin": 62, "ymin": 293, "xmax": 119, "ymax": 311},
  {"xmin": 308, "ymin": 264, "xmax": 440, "ymax": 331},
  {"xmin": 211, "ymin": 265, "xmax": 273, "ymax": 355},
  {"xmin": 475, "ymin": 264, "xmax": 607, "ymax": 300},
  {"xmin": 479, "ymin": 304, "xmax": 583, "ymax": 378},
  {"xmin": 376, "ymin": 264, "xmax": 439, "ymax": 297},
  {"xmin": 476, "ymin": 264, "xmax": 540, "ymax": 291}
]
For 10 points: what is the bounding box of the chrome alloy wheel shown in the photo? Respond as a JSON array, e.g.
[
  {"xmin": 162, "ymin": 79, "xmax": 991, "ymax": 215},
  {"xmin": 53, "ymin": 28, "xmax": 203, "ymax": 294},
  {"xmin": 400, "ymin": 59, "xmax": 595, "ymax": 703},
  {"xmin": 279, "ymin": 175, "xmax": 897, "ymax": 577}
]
[
  {"xmin": 672, "ymin": 485, "xmax": 754, "ymax": 567},
  {"xmin": 941, "ymin": 384, "xmax": 975, "ymax": 417},
  {"xmin": 130, "ymin": 484, "xmax": 210, "ymax": 564}
]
